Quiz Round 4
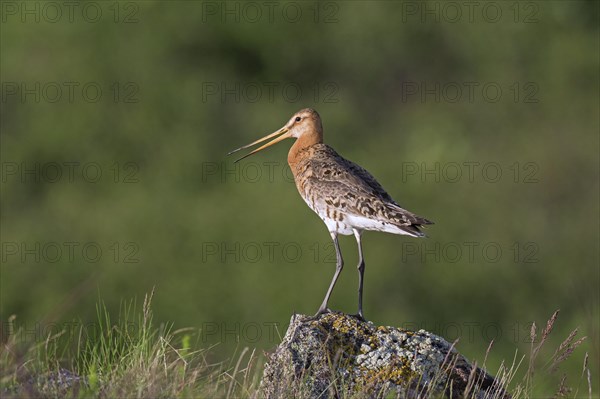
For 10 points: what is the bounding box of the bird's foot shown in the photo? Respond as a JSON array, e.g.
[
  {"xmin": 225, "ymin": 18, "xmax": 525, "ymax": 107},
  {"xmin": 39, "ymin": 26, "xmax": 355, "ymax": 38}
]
[
  {"xmin": 350, "ymin": 312, "xmax": 367, "ymax": 322},
  {"xmin": 305, "ymin": 307, "xmax": 333, "ymax": 321}
]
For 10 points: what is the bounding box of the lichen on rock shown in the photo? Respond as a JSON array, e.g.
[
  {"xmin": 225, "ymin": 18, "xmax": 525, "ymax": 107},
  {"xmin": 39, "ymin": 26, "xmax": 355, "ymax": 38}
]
[{"xmin": 260, "ymin": 312, "xmax": 508, "ymax": 399}]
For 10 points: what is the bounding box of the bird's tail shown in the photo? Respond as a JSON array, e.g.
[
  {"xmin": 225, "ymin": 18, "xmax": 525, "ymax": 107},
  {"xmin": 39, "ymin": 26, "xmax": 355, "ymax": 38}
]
[{"xmin": 386, "ymin": 204, "xmax": 433, "ymax": 238}]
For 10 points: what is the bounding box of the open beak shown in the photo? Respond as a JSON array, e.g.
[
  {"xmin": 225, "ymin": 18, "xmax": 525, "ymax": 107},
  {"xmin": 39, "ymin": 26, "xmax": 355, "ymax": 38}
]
[{"xmin": 227, "ymin": 127, "xmax": 291, "ymax": 163}]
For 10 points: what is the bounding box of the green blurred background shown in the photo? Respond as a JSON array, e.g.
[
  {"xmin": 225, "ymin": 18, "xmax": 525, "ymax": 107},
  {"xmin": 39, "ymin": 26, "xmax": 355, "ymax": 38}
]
[{"xmin": 1, "ymin": 0, "xmax": 598, "ymax": 393}]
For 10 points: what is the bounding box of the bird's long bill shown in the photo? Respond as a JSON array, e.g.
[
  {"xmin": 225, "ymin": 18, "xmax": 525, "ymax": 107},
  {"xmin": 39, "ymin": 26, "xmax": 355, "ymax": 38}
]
[{"xmin": 227, "ymin": 127, "xmax": 290, "ymax": 163}]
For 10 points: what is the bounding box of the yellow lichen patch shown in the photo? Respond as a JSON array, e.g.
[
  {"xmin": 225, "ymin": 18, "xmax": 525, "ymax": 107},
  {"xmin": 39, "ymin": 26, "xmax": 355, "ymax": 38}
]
[
  {"xmin": 332, "ymin": 315, "xmax": 351, "ymax": 333},
  {"xmin": 370, "ymin": 334, "xmax": 383, "ymax": 347},
  {"xmin": 356, "ymin": 357, "xmax": 417, "ymax": 391}
]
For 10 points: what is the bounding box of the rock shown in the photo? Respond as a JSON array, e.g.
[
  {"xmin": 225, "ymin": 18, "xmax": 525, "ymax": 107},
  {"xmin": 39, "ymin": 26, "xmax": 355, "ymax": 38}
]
[
  {"xmin": 260, "ymin": 313, "xmax": 509, "ymax": 399},
  {"xmin": 3, "ymin": 368, "xmax": 87, "ymax": 398},
  {"xmin": 32, "ymin": 368, "xmax": 87, "ymax": 394}
]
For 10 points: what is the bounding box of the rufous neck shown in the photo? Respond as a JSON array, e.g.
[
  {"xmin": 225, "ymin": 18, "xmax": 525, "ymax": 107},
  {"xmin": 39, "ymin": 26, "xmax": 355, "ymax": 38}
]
[{"xmin": 288, "ymin": 133, "xmax": 322, "ymax": 167}]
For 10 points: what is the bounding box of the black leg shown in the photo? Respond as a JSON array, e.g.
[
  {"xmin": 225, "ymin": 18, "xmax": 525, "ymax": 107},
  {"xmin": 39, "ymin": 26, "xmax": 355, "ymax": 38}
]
[
  {"xmin": 315, "ymin": 233, "xmax": 343, "ymax": 316},
  {"xmin": 354, "ymin": 230, "xmax": 366, "ymax": 321}
]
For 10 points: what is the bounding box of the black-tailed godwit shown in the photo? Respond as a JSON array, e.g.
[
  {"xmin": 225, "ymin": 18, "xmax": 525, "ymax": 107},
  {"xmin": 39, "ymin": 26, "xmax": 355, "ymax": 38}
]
[{"xmin": 228, "ymin": 108, "xmax": 433, "ymax": 320}]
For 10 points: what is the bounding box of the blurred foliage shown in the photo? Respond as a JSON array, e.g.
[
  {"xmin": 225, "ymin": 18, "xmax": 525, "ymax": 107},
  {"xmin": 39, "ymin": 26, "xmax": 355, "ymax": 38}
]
[{"xmin": 1, "ymin": 1, "xmax": 598, "ymax": 394}]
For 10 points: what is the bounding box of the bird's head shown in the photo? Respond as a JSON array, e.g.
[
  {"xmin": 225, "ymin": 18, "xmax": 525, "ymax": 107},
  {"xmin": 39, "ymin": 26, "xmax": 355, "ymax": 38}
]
[{"xmin": 228, "ymin": 108, "xmax": 323, "ymax": 162}]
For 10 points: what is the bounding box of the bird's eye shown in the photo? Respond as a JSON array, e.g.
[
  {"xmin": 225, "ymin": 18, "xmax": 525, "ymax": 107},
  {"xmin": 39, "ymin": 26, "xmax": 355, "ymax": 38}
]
[{"xmin": 295, "ymin": 116, "xmax": 301, "ymax": 122}]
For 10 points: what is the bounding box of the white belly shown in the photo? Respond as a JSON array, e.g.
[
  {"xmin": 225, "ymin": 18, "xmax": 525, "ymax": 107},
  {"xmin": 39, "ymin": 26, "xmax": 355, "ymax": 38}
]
[
  {"xmin": 322, "ymin": 217, "xmax": 354, "ymax": 236},
  {"xmin": 302, "ymin": 195, "xmax": 415, "ymax": 237},
  {"xmin": 301, "ymin": 196, "xmax": 354, "ymax": 235}
]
